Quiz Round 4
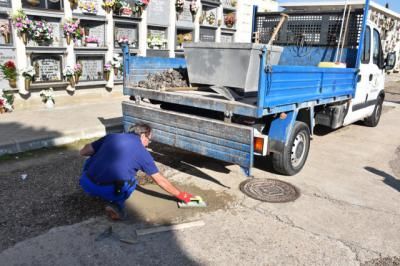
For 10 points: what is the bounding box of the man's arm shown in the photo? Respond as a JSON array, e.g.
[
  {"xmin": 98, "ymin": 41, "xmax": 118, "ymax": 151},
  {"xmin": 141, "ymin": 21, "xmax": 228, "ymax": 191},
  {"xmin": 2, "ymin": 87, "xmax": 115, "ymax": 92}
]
[
  {"xmin": 79, "ymin": 144, "xmax": 95, "ymax": 156},
  {"xmin": 151, "ymin": 172, "xmax": 181, "ymax": 197}
]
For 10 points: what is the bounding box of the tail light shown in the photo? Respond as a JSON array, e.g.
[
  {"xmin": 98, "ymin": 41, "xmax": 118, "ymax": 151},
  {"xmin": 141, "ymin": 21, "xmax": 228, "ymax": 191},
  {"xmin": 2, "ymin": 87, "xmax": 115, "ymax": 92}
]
[{"xmin": 254, "ymin": 137, "xmax": 264, "ymax": 155}]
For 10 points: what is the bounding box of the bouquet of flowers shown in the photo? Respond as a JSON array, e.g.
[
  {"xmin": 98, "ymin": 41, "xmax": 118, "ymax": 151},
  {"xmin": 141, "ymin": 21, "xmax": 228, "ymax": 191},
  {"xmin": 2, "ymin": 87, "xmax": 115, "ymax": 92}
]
[
  {"xmin": 102, "ymin": 0, "xmax": 115, "ymax": 11},
  {"xmin": 22, "ymin": 66, "xmax": 35, "ymax": 80},
  {"xmin": 31, "ymin": 20, "xmax": 54, "ymax": 42},
  {"xmin": 112, "ymin": 56, "xmax": 121, "ymax": 69},
  {"xmin": 63, "ymin": 19, "xmax": 82, "ymax": 41},
  {"xmin": 175, "ymin": 0, "xmax": 184, "ymax": 12},
  {"xmin": 85, "ymin": 36, "xmax": 99, "ymax": 43},
  {"xmin": 206, "ymin": 12, "xmax": 216, "ymax": 25},
  {"xmin": 118, "ymin": 36, "xmax": 129, "ymax": 44},
  {"xmin": 224, "ymin": 13, "xmax": 236, "ymax": 28},
  {"xmin": 119, "ymin": 1, "xmax": 133, "ymax": 16},
  {"xmin": 63, "ymin": 65, "xmax": 75, "ymax": 77},
  {"xmin": 104, "ymin": 63, "xmax": 112, "ymax": 72},
  {"xmin": 132, "ymin": 0, "xmax": 149, "ymax": 15},
  {"xmin": 74, "ymin": 63, "xmax": 82, "ymax": 76},
  {"xmin": 79, "ymin": 1, "xmax": 97, "ymax": 13},
  {"xmin": 11, "ymin": 9, "xmax": 32, "ymax": 34},
  {"xmin": 0, "ymin": 89, "xmax": 14, "ymax": 113},
  {"xmin": 147, "ymin": 35, "xmax": 167, "ymax": 48},
  {"xmin": 189, "ymin": 0, "xmax": 198, "ymax": 15},
  {"xmin": 177, "ymin": 33, "xmax": 192, "ymax": 46},
  {"xmin": 39, "ymin": 88, "xmax": 54, "ymax": 103},
  {"xmin": 0, "ymin": 60, "xmax": 17, "ymax": 81}
]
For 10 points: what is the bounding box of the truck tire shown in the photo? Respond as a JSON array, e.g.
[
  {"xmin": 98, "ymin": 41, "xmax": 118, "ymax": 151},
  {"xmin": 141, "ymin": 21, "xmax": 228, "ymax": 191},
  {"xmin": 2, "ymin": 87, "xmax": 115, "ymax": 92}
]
[
  {"xmin": 272, "ymin": 121, "xmax": 310, "ymax": 176},
  {"xmin": 364, "ymin": 96, "xmax": 383, "ymax": 127}
]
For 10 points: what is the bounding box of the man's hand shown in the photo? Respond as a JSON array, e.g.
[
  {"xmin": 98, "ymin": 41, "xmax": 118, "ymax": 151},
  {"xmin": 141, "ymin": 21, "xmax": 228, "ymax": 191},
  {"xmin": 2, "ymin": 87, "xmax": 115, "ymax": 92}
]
[
  {"xmin": 79, "ymin": 144, "xmax": 95, "ymax": 156},
  {"xmin": 176, "ymin": 191, "xmax": 193, "ymax": 203}
]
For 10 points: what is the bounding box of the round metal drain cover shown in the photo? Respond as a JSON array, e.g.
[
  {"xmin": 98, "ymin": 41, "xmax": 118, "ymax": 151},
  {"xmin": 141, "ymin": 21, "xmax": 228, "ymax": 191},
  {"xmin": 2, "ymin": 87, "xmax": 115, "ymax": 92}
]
[{"xmin": 239, "ymin": 178, "xmax": 299, "ymax": 203}]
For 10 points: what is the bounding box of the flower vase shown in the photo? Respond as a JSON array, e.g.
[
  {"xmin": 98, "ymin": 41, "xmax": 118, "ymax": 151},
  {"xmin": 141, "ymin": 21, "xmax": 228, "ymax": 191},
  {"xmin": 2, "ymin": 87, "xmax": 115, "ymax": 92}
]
[
  {"xmin": 3, "ymin": 33, "xmax": 9, "ymax": 44},
  {"xmin": 106, "ymin": 6, "xmax": 111, "ymax": 13},
  {"xmin": 114, "ymin": 67, "xmax": 118, "ymax": 76},
  {"xmin": 8, "ymin": 79, "xmax": 16, "ymax": 88},
  {"xmin": 25, "ymin": 79, "xmax": 31, "ymax": 90},
  {"xmin": 21, "ymin": 32, "xmax": 27, "ymax": 45},
  {"xmin": 74, "ymin": 74, "xmax": 80, "ymax": 84},
  {"xmin": 104, "ymin": 71, "xmax": 110, "ymax": 81},
  {"xmin": 68, "ymin": 76, "xmax": 75, "ymax": 87},
  {"xmin": 66, "ymin": 34, "xmax": 71, "ymax": 45},
  {"xmin": 45, "ymin": 99, "xmax": 54, "ymax": 109}
]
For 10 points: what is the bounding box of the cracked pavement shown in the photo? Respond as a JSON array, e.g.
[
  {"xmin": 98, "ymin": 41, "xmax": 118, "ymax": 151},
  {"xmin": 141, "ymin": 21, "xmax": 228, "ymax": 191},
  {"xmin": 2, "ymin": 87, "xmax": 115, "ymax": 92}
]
[{"xmin": 1, "ymin": 106, "xmax": 400, "ymax": 265}]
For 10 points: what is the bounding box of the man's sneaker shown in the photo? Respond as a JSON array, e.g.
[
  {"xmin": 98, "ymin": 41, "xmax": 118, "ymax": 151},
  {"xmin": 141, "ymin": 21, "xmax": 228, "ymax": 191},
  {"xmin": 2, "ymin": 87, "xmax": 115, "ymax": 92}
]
[{"xmin": 105, "ymin": 204, "xmax": 126, "ymax": 221}]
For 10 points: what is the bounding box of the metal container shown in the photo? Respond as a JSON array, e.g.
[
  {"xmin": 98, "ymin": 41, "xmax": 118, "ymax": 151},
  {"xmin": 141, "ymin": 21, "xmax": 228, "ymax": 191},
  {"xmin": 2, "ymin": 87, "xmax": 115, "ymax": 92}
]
[{"xmin": 184, "ymin": 42, "xmax": 283, "ymax": 93}]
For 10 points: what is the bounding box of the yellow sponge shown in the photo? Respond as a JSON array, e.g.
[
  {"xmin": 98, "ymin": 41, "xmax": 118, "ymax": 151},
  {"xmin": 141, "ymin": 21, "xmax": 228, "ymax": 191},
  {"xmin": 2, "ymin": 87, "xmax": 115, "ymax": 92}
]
[{"xmin": 318, "ymin": 62, "xmax": 347, "ymax": 68}]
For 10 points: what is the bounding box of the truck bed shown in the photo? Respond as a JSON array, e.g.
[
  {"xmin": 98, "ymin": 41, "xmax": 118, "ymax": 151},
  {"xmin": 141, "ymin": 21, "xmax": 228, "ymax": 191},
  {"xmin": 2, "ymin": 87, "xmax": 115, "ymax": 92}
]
[{"xmin": 124, "ymin": 65, "xmax": 357, "ymax": 118}]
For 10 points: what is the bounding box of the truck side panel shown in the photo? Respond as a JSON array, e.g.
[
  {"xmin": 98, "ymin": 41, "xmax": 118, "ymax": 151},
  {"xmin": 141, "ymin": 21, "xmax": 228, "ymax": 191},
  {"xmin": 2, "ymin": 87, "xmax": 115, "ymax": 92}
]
[
  {"xmin": 261, "ymin": 65, "xmax": 357, "ymax": 108},
  {"xmin": 122, "ymin": 101, "xmax": 254, "ymax": 171}
]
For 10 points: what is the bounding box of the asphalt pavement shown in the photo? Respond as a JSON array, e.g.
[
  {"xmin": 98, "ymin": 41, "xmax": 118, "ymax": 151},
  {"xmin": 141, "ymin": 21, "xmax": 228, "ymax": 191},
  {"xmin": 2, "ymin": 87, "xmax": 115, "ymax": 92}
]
[{"xmin": 0, "ymin": 94, "xmax": 399, "ymax": 264}]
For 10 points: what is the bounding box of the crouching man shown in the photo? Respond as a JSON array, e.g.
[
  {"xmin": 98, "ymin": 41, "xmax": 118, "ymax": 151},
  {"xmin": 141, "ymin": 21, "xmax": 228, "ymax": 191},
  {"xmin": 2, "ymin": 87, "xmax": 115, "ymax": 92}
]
[{"xmin": 79, "ymin": 123, "xmax": 193, "ymax": 220}]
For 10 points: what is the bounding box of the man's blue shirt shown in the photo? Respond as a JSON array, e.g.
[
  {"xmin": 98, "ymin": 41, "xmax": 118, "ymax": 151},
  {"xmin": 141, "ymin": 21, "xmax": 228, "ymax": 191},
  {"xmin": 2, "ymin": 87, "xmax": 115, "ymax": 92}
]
[{"xmin": 85, "ymin": 133, "xmax": 158, "ymax": 183}]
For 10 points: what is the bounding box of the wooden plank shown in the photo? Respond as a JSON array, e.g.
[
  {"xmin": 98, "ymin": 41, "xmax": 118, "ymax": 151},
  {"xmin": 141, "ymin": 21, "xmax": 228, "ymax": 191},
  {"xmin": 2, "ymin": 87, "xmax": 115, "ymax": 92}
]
[{"xmin": 136, "ymin": 220, "xmax": 205, "ymax": 236}]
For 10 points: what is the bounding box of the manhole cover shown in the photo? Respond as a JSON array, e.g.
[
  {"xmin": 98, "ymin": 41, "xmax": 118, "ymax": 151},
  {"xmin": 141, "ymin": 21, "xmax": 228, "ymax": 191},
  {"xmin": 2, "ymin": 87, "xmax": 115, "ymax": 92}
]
[{"xmin": 239, "ymin": 178, "xmax": 299, "ymax": 203}]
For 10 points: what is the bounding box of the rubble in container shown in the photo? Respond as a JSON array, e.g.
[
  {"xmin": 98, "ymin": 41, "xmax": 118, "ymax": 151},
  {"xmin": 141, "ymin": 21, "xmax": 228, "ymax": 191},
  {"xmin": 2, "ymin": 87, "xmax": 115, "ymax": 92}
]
[{"xmin": 138, "ymin": 68, "xmax": 188, "ymax": 91}]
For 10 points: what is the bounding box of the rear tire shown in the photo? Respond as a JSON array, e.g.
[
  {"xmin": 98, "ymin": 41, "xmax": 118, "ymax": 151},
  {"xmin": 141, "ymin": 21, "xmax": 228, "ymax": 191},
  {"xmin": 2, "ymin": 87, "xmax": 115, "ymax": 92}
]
[
  {"xmin": 364, "ymin": 96, "xmax": 383, "ymax": 127},
  {"xmin": 272, "ymin": 121, "xmax": 310, "ymax": 176}
]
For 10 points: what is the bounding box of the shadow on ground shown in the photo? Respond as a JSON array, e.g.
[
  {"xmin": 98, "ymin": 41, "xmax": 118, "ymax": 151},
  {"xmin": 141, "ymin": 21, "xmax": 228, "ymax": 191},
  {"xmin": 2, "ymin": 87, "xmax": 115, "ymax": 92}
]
[
  {"xmin": 364, "ymin": 166, "xmax": 400, "ymax": 192},
  {"xmin": 148, "ymin": 142, "xmax": 232, "ymax": 189}
]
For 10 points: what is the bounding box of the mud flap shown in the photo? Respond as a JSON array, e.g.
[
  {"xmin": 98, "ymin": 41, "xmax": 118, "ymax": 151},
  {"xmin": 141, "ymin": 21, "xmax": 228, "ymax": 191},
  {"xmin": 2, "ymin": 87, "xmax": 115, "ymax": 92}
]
[
  {"xmin": 122, "ymin": 101, "xmax": 254, "ymax": 176},
  {"xmin": 268, "ymin": 110, "xmax": 297, "ymax": 154}
]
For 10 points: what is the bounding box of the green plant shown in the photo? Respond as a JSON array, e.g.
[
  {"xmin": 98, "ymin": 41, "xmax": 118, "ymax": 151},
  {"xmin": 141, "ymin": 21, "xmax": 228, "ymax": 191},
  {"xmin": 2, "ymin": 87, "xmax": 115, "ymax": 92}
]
[{"xmin": 0, "ymin": 60, "xmax": 17, "ymax": 80}]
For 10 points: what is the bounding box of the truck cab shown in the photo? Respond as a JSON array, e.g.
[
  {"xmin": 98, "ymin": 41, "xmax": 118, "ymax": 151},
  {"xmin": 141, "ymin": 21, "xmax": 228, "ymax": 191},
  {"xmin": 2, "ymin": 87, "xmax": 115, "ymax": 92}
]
[{"xmin": 345, "ymin": 22, "xmax": 386, "ymax": 126}]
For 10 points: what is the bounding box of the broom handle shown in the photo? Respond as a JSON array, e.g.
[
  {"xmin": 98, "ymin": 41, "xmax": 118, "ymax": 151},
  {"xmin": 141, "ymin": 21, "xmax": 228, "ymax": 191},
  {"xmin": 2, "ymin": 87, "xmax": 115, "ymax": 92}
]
[{"xmin": 268, "ymin": 13, "xmax": 289, "ymax": 46}]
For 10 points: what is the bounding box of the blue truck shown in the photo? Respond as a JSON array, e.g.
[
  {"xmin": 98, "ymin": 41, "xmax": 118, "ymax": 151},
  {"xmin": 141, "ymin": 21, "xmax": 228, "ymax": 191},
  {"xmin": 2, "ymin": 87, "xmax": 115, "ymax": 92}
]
[{"xmin": 122, "ymin": 0, "xmax": 396, "ymax": 176}]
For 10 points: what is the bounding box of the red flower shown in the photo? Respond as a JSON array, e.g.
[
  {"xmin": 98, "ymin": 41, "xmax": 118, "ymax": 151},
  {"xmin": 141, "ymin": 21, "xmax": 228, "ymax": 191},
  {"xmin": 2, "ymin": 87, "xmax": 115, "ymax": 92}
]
[
  {"xmin": 141, "ymin": 0, "xmax": 149, "ymax": 5},
  {"xmin": 0, "ymin": 99, "xmax": 4, "ymax": 107},
  {"xmin": 4, "ymin": 60, "xmax": 16, "ymax": 70}
]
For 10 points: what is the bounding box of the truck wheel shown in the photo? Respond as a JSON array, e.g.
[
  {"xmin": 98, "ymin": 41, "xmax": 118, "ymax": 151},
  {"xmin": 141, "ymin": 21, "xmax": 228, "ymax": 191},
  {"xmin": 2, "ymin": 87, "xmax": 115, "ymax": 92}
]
[
  {"xmin": 364, "ymin": 96, "xmax": 383, "ymax": 127},
  {"xmin": 272, "ymin": 121, "xmax": 310, "ymax": 176}
]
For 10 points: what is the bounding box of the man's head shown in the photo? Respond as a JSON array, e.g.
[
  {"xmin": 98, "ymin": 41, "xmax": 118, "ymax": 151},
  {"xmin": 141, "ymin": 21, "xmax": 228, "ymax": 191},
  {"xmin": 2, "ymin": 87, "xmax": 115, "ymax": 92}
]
[{"xmin": 129, "ymin": 123, "xmax": 152, "ymax": 147}]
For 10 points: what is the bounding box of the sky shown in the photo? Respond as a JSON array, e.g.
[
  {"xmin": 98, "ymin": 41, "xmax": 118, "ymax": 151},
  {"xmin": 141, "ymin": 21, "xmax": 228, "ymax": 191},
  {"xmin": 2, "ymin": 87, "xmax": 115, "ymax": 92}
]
[{"xmin": 278, "ymin": 0, "xmax": 400, "ymax": 13}]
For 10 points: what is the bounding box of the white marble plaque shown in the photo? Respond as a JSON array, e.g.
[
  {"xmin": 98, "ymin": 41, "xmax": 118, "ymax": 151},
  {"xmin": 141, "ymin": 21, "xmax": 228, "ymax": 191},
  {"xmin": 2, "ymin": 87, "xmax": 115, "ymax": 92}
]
[
  {"xmin": 147, "ymin": 0, "xmax": 170, "ymax": 26},
  {"xmin": 32, "ymin": 55, "xmax": 62, "ymax": 82},
  {"xmin": 78, "ymin": 56, "xmax": 104, "ymax": 81},
  {"xmin": 199, "ymin": 27, "xmax": 216, "ymax": 42},
  {"xmin": 221, "ymin": 33, "xmax": 234, "ymax": 43},
  {"xmin": 115, "ymin": 24, "xmax": 138, "ymax": 48}
]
